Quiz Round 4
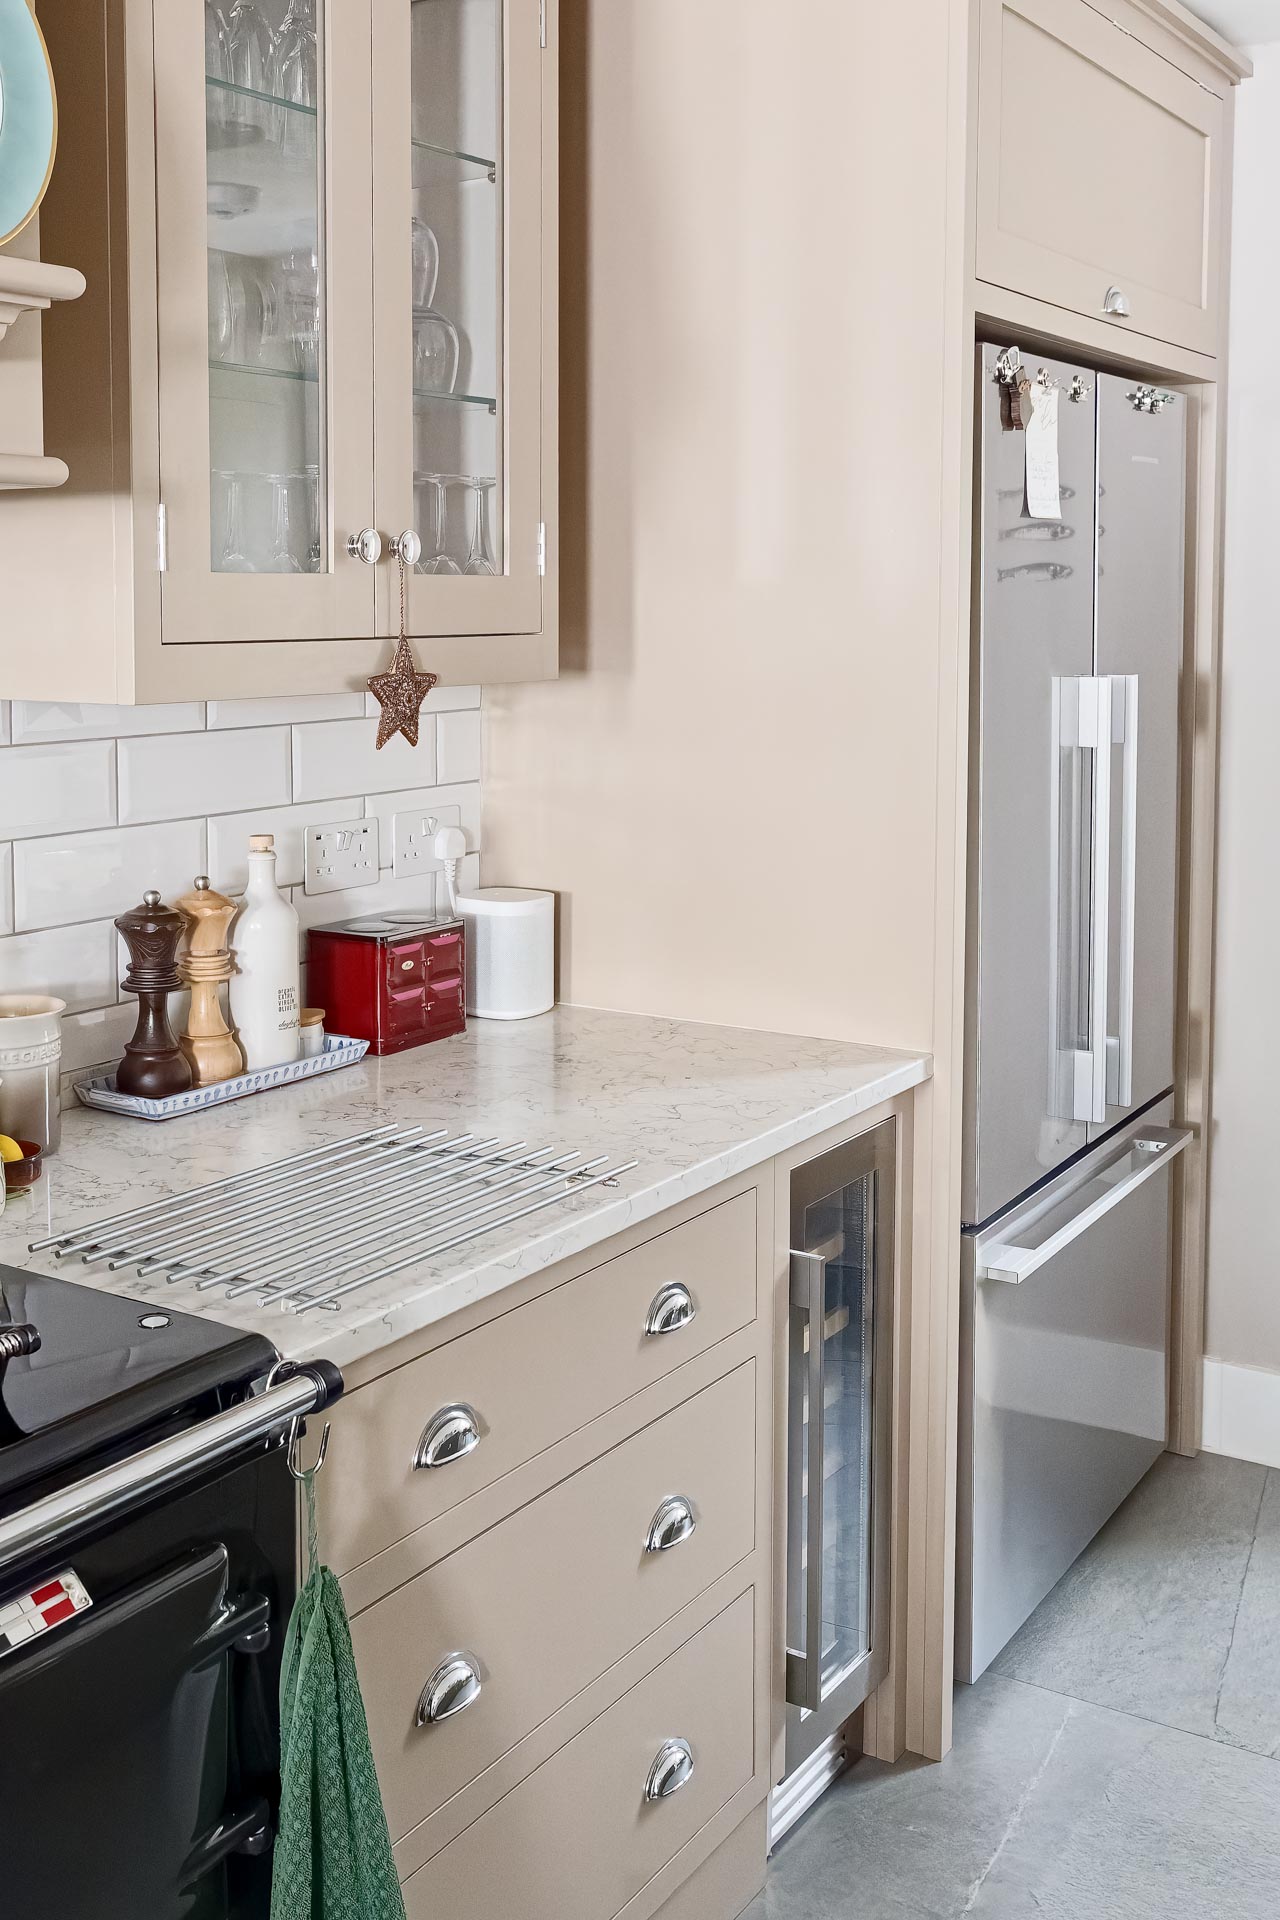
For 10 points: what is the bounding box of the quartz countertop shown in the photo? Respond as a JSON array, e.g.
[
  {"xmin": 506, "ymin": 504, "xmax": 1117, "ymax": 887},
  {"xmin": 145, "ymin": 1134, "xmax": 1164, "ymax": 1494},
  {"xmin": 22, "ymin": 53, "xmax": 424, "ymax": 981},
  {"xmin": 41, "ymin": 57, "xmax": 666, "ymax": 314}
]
[{"xmin": 1, "ymin": 1007, "xmax": 930, "ymax": 1374}]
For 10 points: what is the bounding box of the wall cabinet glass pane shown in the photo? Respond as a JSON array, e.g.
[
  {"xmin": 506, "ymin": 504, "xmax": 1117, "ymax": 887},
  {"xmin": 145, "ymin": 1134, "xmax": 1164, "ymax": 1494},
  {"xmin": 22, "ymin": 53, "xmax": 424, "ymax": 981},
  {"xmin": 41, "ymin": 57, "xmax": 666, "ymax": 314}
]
[
  {"xmin": 410, "ymin": 0, "xmax": 503, "ymax": 575},
  {"xmin": 206, "ymin": 0, "xmax": 327, "ymax": 574}
]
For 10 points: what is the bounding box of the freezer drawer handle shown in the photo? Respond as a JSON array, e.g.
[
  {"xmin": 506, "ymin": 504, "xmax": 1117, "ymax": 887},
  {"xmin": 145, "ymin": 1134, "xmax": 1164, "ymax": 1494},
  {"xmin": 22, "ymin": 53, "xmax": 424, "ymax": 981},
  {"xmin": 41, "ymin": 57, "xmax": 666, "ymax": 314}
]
[
  {"xmin": 784, "ymin": 1249, "xmax": 827, "ymax": 1716},
  {"xmin": 978, "ymin": 1126, "xmax": 1192, "ymax": 1284}
]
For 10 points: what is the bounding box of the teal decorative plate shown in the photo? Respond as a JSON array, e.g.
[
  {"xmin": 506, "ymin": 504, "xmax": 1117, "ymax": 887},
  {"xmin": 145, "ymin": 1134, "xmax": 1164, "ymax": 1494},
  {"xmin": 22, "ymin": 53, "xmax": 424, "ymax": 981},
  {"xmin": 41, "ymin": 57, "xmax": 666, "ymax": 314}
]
[{"xmin": 0, "ymin": 0, "xmax": 56, "ymax": 247}]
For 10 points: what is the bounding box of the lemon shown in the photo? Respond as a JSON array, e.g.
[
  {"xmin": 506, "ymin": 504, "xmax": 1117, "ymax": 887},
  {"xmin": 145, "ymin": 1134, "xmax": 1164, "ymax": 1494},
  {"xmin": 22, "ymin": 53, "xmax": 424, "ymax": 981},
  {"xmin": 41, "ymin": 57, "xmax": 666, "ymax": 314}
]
[{"xmin": 0, "ymin": 1137, "xmax": 24, "ymax": 1163}]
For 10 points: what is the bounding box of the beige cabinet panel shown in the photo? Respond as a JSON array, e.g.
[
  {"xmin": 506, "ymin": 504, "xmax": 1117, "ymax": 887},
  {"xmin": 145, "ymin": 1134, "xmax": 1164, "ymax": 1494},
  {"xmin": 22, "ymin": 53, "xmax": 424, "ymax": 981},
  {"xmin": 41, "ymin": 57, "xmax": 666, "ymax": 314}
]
[
  {"xmin": 976, "ymin": 0, "xmax": 1225, "ymax": 356},
  {"xmin": 400, "ymin": 1592, "xmax": 757, "ymax": 1920},
  {"xmin": 318, "ymin": 1189, "xmax": 757, "ymax": 1574},
  {"xmin": 351, "ymin": 1362, "xmax": 756, "ymax": 1844}
]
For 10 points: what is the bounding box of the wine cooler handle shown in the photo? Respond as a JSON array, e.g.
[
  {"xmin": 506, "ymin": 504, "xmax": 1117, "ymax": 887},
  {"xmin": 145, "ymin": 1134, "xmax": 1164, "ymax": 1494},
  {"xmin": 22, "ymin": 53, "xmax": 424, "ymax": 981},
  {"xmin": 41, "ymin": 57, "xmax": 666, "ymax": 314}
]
[{"xmin": 785, "ymin": 1247, "xmax": 826, "ymax": 1715}]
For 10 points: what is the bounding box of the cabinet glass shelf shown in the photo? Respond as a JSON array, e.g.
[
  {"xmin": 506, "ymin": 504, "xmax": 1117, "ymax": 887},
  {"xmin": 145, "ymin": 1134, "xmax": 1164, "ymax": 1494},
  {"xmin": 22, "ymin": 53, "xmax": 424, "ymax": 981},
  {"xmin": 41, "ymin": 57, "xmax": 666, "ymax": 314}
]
[
  {"xmin": 414, "ymin": 388, "xmax": 498, "ymax": 412},
  {"xmin": 412, "ymin": 137, "xmax": 496, "ymax": 180},
  {"xmin": 209, "ymin": 363, "xmax": 496, "ymax": 412},
  {"xmin": 206, "ymin": 75, "xmax": 317, "ymax": 119}
]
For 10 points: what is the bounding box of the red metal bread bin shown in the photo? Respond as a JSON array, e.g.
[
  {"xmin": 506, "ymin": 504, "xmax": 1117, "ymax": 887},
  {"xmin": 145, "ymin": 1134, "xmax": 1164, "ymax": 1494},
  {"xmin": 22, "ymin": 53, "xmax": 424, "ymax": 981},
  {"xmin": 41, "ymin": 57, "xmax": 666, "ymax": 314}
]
[{"xmin": 306, "ymin": 911, "xmax": 466, "ymax": 1055}]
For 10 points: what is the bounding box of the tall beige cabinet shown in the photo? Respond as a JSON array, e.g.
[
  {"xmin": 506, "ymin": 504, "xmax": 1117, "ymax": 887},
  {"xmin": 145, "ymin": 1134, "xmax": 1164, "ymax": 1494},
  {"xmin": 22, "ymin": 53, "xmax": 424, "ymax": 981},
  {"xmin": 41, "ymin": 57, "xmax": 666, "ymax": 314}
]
[
  {"xmin": 1, "ymin": 0, "xmax": 558, "ymax": 700},
  {"xmin": 482, "ymin": 0, "xmax": 1248, "ymax": 1771}
]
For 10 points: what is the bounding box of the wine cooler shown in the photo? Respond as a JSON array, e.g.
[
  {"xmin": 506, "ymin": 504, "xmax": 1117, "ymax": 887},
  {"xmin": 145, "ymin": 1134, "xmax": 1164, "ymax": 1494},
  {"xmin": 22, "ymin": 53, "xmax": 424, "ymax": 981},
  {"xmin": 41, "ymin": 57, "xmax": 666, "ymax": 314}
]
[{"xmin": 773, "ymin": 1119, "xmax": 895, "ymax": 1843}]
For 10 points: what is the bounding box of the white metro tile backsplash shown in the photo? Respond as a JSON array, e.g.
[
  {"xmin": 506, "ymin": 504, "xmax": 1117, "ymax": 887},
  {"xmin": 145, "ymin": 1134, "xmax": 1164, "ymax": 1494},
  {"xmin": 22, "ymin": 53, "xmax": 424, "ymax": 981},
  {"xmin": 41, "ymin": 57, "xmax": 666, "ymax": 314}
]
[
  {"xmin": 0, "ymin": 693, "xmax": 484, "ymax": 1081},
  {"xmin": 0, "ymin": 739, "xmax": 117, "ymax": 839}
]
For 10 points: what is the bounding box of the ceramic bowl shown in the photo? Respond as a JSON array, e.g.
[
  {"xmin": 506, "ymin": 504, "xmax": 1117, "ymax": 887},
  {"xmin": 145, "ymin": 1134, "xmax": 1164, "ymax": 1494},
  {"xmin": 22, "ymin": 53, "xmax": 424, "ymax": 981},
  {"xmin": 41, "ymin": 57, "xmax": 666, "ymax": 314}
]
[{"xmin": 4, "ymin": 1141, "xmax": 43, "ymax": 1189}]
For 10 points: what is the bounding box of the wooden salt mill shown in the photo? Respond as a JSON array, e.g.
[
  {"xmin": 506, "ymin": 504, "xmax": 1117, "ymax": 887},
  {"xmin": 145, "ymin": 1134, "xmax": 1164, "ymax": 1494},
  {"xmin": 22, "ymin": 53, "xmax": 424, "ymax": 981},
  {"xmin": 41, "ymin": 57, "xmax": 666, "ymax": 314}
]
[
  {"xmin": 114, "ymin": 891, "xmax": 193, "ymax": 1099},
  {"xmin": 176, "ymin": 876, "xmax": 244, "ymax": 1086}
]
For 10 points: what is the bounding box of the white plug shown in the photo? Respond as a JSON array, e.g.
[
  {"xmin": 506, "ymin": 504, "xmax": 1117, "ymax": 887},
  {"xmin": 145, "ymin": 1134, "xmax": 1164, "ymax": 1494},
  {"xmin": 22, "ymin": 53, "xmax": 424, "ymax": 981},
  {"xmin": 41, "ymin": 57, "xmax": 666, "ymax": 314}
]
[{"xmin": 433, "ymin": 825, "xmax": 467, "ymax": 916}]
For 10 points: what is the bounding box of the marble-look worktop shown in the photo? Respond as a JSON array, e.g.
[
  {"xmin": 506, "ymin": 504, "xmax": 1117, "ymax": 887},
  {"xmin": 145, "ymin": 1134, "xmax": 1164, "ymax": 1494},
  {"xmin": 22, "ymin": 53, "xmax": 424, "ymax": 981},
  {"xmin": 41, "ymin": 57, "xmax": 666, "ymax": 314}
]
[{"xmin": 1, "ymin": 1007, "xmax": 930, "ymax": 1374}]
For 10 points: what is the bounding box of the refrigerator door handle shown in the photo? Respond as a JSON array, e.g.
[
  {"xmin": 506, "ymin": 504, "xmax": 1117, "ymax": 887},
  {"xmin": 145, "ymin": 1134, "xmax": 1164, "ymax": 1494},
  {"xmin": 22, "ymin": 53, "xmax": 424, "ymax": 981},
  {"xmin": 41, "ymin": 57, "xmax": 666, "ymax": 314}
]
[
  {"xmin": 977, "ymin": 1124, "xmax": 1191, "ymax": 1284},
  {"xmin": 785, "ymin": 1248, "xmax": 826, "ymax": 1716},
  {"xmin": 1076, "ymin": 676, "xmax": 1114, "ymax": 1125},
  {"xmin": 1107, "ymin": 676, "xmax": 1140, "ymax": 1110}
]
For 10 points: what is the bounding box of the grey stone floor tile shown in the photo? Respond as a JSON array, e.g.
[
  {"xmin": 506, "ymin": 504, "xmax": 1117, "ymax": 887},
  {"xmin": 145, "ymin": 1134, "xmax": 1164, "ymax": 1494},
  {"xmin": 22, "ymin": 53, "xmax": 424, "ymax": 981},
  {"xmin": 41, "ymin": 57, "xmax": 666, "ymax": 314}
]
[
  {"xmin": 1213, "ymin": 1467, "xmax": 1280, "ymax": 1758},
  {"xmin": 746, "ymin": 1674, "xmax": 1280, "ymax": 1919},
  {"xmin": 992, "ymin": 1451, "xmax": 1269, "ymax": 1747}
]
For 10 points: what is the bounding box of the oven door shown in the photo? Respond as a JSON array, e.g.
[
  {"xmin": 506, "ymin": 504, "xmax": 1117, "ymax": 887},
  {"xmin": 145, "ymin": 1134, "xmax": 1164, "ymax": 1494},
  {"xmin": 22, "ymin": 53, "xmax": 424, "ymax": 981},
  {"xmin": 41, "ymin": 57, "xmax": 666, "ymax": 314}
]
[{"xmin": 0, "ymin": 1449, "xmax": 292, "ymax": 1919}]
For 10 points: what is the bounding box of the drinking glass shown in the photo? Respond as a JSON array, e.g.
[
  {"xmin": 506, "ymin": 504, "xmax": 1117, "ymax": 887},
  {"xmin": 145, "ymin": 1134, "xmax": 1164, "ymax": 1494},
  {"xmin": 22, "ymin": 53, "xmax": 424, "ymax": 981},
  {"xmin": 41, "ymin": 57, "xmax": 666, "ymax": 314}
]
[
  {"xmin": 234, "ymin": 259, "xmax": 279, "ymax": 365},
  {"xmin": 277, "ymin": 249, "xmax": 320, "ymax": 378},
  {"xmin": 414, "ymin": 472, "xmax": 461, "ymax": 574},
  {"xmin": 226, "ymin": 0, "xmax": 276, "ymax": 114},
  {"xmin": 462, "ymin": 476, "xmax": 497, "ymax": 576},
  {"xmin": 411, "ymin": 217, "xmax": 440, "ymax": 311},
  {"xmin": 413, "ymin": 307, "xmax": 460, "ymax": 394},
  {"xmin": 208, "ymin": 249, "xmax": 237, "ymax": 362},
  {"xmin": 206, "ymin": 0, "xmax": 232, "ymax": 132},
  {"xmin": 271, "ymin": 0, "xmax": 318, "ymax": 116}
]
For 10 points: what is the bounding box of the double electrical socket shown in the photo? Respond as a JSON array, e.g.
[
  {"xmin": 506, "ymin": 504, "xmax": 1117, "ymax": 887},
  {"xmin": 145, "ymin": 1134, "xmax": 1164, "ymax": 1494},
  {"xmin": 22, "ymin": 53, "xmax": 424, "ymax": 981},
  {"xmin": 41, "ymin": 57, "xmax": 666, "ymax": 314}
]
[
  {"xmin": 392, "ymin": 803, "xmax": 463, "ymax": 880},
  {"xmin": 303, "ymin": 818, "xmax": 380, "ymax": 895}
]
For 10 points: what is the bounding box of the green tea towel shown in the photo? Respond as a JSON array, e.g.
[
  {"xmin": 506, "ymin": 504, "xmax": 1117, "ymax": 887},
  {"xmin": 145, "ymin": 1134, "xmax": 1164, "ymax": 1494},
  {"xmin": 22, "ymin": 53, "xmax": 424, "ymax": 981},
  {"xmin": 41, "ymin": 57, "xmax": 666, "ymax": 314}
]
[{"xmin": 271, "ymin": 1477, "xmax": 406, "ymax": 1920}]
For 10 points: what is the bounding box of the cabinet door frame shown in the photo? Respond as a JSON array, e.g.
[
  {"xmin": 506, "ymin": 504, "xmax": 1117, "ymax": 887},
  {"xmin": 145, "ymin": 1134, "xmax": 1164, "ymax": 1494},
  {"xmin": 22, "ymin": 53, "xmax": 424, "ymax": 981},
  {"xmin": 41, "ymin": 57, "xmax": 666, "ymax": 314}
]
[
  {"xmin": 975, "ymin": 0, "xmax": 1225, "ymax": 358},
  {"xmin": 152, "ymin": 0, "xmax": 378, "ymax": 643},
  {"xmin": 371, "ymin": 0, "xmax": 545, "ymax": 641}
]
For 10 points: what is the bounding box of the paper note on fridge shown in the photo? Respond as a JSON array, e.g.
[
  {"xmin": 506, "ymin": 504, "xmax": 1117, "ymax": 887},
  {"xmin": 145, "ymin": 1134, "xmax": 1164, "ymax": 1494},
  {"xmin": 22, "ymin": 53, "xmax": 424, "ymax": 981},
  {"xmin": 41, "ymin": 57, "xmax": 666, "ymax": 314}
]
[{"xmin": 1024, "ymin": 384, "xmax": 1061, "ymax": 520}]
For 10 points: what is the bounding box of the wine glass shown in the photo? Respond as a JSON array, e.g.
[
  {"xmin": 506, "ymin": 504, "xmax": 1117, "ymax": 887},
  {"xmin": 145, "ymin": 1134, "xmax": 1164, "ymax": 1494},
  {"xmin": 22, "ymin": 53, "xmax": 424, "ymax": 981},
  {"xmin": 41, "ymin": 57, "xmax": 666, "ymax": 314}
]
[
  {"xmin": 414, "ymin": 472, "xmax": 461, "ymax": 575},
  {"xmin": 413, "ymin": 308, "xmax": 460, "ymax": 394},
  {"xmin": 268, "ymin": 474, "xmax": 305, "ymax": 572},
  {"xmin": 271, "ymin": 0, "xmax": 318, "ymax": 107},
  {"xmin": 411, "ymin": 217, "xmax": 439, "ymax": 311},
  {"xmin": 462, "ymin": 476, "xmax": 497, "ymax": 576}
]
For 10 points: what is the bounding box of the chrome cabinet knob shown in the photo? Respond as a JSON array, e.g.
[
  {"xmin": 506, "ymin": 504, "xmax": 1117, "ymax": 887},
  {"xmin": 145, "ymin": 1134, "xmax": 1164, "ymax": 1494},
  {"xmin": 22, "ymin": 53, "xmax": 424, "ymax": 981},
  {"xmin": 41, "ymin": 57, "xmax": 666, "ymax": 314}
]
[
  {"xmin": 644, "ymin": 1282, "xmax": 695, "ymax": 1338},
  {"xmin": 346, "ymin": 527, "xmax": 383, "ymax": 565},
  {"xmin": 414, "ymin": 1402, "xmax": 482, "ymax": 1470},
  {"xmin": 645, "ymin": 1738, "xmax": 695, "ymax": 1803},
  {"xmin": 645, "ymin": 1495, "xmax": 697, "ymax": 1555},
  {"xmin": 388, "ymin": 528, "xmax": 422, "ymax": 567},
  {"xmin": 416, "ymin": 1651, "xmax": 482, "ymax": 1726},
  {"xmin": 1102, "ymin": 285, "xmax": 1131, "ymax": 318}
]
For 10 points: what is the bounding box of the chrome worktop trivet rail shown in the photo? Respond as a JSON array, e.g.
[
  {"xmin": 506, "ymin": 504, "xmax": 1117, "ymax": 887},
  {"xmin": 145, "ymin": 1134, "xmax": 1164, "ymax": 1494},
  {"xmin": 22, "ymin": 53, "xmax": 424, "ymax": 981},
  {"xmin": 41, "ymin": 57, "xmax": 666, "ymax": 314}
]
[{"xmin": 31, "ymin": 1123, "xmax": 637, "ymax": 1314}]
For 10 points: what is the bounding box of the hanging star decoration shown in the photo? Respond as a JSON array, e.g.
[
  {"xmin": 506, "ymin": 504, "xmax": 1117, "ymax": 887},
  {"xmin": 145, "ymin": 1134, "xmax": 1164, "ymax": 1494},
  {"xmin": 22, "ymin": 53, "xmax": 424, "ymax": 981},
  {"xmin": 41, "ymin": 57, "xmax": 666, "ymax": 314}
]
[{"xmin": 367, "ymin": 633, "xmax": 439, "ymax": 749}]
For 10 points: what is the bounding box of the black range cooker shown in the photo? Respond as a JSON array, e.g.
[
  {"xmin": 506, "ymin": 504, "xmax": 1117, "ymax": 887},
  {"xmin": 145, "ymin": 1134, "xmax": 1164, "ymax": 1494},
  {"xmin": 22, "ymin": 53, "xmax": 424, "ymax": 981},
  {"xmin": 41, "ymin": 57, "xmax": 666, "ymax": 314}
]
[{"xmin": 0, "ymin": 1267, "xmax": 341, "ymax": 1919}]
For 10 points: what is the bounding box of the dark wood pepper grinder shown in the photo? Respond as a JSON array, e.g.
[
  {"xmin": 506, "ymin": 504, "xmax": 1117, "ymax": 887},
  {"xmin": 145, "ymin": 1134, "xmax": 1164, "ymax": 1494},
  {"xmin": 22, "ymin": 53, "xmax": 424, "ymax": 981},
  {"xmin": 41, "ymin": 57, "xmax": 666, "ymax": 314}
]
[{"xmin": 114, "ymin": 890, "xmax": 194, "ymax": 1099}]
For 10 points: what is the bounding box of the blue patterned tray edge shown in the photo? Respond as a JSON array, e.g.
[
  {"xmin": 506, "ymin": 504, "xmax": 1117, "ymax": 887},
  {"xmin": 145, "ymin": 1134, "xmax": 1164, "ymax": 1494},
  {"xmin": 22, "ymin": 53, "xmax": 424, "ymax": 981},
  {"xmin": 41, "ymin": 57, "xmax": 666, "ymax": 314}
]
[{"xmin": 74, "ymin": 1035, "xmax": 372, "ymax": 1121}]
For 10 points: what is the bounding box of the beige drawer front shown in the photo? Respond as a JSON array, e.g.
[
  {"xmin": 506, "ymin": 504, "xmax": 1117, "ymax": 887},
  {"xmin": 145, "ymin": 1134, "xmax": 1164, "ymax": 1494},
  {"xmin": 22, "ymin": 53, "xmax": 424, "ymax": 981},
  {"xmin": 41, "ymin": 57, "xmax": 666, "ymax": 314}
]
[
  {"xmin": 976, "ymin": 0, "xmax": 1224, "ymax": 356},
  {"xmin": 401, "ymin": 1591, "xmax": 756, "ymax": 1920},
  {"xmin": 320, "ymin": 1189, "xmax": 756, "ymax": 1574},
  {"xmin": 353, "ymin": 1362, "xmax": 756, "ymax": 1845}
]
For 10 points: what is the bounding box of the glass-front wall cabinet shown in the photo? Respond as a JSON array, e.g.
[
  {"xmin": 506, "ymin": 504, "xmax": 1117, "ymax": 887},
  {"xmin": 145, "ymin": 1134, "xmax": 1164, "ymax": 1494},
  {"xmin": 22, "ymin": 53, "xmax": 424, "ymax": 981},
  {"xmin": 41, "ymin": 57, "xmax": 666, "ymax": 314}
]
[{"xmin": 146, "ymin": 0, "xmax": 547, "ymax": 658}]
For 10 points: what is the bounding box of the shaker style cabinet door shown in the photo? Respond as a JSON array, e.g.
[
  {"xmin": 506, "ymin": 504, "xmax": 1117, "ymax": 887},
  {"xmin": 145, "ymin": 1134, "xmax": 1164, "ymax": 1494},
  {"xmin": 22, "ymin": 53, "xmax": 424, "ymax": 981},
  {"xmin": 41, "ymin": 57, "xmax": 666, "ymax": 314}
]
[
  {"xmin": 153, "ymin": 0, "xmax": 378, "ymax": 643},
  {"xmin": 975, "ymin": 0, "xmax": 1225, "ymax": 358},
  {"xmin": 371, "ymin": 0, "xmax": 547, "ymax": 643}
]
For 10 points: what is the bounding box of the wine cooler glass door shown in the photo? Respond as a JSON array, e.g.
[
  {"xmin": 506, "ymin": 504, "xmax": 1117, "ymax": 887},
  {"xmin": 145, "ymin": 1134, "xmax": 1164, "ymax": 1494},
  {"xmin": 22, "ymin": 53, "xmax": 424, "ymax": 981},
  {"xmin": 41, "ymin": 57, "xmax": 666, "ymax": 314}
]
[
  {"xmin": 785, "ymin": 1119, "xmax": 895, "ymax": 1775},
  {"xmin": 155, "ymin": 0, "xmax": 377, "ymax": 643},
  {"xmin": 374, "ymin": 0, "xmax": 546, "ymax": 639}
]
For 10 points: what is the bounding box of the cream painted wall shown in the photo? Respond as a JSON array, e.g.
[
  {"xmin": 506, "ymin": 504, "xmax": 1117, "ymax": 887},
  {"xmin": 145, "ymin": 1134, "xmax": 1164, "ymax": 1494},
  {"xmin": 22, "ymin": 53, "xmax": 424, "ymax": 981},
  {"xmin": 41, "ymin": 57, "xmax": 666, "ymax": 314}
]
[
  {"xmin": 483, "ymin": 0, "xmax": 959, "ymax": 1055},
  {"xmin": 1206, "ymin": 42, "xmax": 1280, "ymax": 1371}
]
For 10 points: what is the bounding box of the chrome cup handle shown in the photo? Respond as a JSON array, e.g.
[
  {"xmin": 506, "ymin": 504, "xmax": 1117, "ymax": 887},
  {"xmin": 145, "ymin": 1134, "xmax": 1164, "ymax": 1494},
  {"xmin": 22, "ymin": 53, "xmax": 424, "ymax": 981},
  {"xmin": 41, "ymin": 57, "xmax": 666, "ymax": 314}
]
[
  {"xmin": 645, "ymin": 1738, "xmax": 695, "ymax": 1803},
  {"xmin": 414, "ymin": 1403, "xmax": 482, "ymax": 1470},
  {"xmin": 644, "ymin": 1495, "xmax": 697, "ymax": 1555},
  {"xmin": 644, "ymin": 1282, "xmax": 695, "ymax": 1338},
  {"xmin": 416, "ymin": 1651, "xmax": 483, "ymax": 1727}
]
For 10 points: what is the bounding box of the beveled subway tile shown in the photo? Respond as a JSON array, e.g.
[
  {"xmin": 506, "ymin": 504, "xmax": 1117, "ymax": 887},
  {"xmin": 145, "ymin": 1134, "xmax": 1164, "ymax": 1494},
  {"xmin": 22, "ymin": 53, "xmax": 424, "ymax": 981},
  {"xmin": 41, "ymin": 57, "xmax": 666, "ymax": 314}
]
[
  {"xmin": 11, "ymin": 701, "xmax": 205, "ymax": 744},
  {"xmin": 292, "ymin": 716, "xmax": 437, "ymax": 803},
  {"xmin": 119, "ymin": 727, "xmax": 291, "ymax": 826},
  {"xmin": 0, "ymin": 739, "xmax": 116, "ymax": 840},
  {"xmin": 14, "ymin": 819, "xmax": 208, "ymax": 932},
  {"xmin": 0, "ymin": 922, "xmax": 119, "ymax": 1015}
]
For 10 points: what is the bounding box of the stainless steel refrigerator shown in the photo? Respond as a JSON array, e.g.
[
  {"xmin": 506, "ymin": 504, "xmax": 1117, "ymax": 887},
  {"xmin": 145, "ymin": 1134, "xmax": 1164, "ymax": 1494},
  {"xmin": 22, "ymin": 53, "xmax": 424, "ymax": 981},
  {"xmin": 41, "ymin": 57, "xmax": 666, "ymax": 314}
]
[{"xmin": 957, "ymin": 345, "xmax": 1193, "ymax": 1685}]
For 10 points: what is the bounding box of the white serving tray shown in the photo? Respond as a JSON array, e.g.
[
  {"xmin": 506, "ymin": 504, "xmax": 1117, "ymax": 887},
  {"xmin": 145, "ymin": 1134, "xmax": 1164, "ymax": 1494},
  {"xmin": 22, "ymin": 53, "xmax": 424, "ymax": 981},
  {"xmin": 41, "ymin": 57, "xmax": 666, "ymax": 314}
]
[{"xmin": 75, "ymin": 1035, "xmax": 371, "ymax": 1121}]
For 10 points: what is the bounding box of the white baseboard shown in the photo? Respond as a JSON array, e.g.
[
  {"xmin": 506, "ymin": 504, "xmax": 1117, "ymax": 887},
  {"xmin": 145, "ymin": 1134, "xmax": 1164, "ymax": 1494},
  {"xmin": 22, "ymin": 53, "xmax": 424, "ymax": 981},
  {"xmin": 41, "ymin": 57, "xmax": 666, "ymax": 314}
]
[{"xmin": 1201, "ymin": 1357, "xmax": 1280, "ymax": 1471}]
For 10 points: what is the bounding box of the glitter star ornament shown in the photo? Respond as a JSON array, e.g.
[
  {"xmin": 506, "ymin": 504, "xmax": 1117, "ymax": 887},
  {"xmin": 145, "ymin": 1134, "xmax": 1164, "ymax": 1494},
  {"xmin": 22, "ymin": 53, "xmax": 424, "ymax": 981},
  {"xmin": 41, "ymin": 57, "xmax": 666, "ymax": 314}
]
[{"xmin": 367, "ymin": 635, "xmax": 439, "ymax": 749}]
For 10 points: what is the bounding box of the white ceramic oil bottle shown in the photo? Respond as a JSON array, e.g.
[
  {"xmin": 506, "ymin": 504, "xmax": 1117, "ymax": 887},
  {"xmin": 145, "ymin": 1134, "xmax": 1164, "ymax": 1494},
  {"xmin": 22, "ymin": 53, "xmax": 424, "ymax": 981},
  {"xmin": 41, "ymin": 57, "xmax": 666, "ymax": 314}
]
[{"xmin": 229, "ymin": 834, "xmax": 301, "ymax": 1069}]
